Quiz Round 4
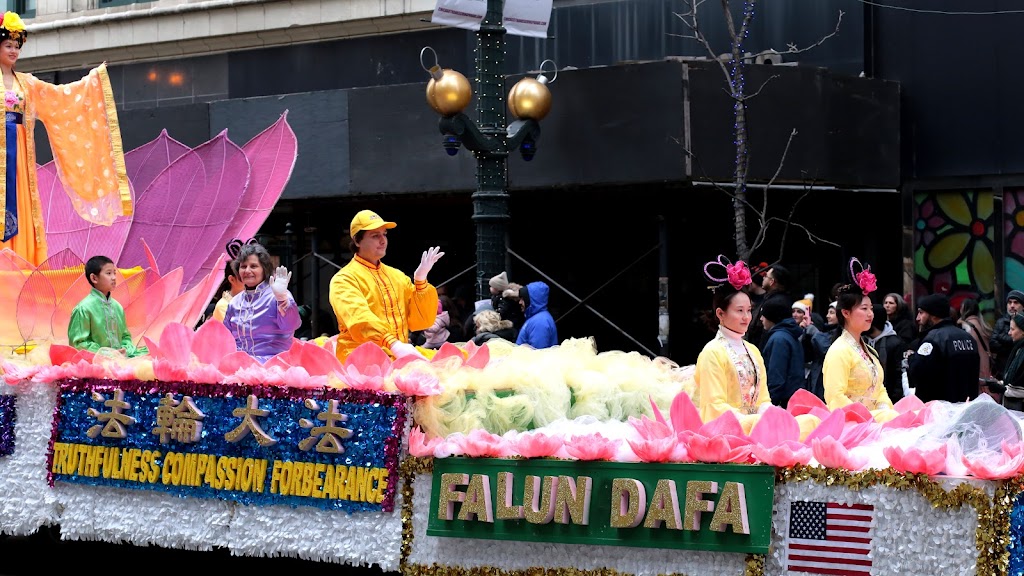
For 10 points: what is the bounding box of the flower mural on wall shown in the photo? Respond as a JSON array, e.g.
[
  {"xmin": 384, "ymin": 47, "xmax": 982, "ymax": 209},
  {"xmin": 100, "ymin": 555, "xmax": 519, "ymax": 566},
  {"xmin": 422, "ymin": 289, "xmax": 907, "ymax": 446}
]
[
  {"xmin": 1004, "ymin": 188, "xmax": 1024, "ymax": 295},
  {"xmin": 913, "ymin": 190, "xmax": 995, "ymax": 315}
]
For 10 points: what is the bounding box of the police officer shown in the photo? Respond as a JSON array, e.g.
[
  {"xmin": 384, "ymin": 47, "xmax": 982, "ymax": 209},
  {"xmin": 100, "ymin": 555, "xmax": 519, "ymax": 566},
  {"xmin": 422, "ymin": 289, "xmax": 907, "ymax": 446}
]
[{"xmin": 907, "ymin": 293, "xmax": 981, "ymax": 403}]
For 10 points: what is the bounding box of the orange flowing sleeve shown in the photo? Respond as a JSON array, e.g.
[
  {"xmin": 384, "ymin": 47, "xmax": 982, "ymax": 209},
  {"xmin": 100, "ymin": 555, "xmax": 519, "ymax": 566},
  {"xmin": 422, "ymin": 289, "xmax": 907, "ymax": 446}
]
[{"xmin": 24, "ymin": 64, "xmax": 131, "ymax": 225}]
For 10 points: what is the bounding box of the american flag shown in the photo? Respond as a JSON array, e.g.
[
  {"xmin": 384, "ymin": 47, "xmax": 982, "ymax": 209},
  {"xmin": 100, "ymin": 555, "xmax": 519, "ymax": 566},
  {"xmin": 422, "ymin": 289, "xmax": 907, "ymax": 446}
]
[{"xmin": 785, "ymin": 501, "xmax": 874, "ymax": 576}]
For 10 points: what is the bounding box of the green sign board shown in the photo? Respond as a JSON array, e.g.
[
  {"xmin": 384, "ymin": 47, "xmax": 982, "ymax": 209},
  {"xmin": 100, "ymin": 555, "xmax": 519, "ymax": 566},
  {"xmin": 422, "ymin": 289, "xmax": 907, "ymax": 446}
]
[{"xmin": 426, "ymin": 458, "xmax": 775, "ymax": 554}]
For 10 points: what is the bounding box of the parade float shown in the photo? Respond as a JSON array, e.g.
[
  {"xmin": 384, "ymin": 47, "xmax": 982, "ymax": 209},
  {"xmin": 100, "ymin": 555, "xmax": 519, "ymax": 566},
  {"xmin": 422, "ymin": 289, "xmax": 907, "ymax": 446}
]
[{"xmin": 0, "ymin": 115, "xmax": 1023, "ymax": 576}]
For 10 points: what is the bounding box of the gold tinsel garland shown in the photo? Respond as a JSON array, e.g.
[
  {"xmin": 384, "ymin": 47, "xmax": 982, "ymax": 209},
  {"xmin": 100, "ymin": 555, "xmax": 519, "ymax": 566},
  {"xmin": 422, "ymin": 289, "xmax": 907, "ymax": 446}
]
[
  {"xmin": 776, "ymin": 464, "xmax": 1010, "ymax": 576},
  {"xmin": 399, "ymin": 458, "xmax": 1011, "ymax": 576}
]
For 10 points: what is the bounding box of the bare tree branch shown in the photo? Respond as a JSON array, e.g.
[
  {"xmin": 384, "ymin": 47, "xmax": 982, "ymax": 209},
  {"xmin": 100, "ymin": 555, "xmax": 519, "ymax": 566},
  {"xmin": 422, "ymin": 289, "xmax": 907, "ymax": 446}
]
[
  {"xmin": 674, "ymin": 1, "xmax": 732, "ymax": 86},
  {"xmin": 746, "ymin": 10, "xmax": 845, "ymax": 61},
  {"xmin": 741, "ymin": 74, "xmax": 780, "ymax": 101}
]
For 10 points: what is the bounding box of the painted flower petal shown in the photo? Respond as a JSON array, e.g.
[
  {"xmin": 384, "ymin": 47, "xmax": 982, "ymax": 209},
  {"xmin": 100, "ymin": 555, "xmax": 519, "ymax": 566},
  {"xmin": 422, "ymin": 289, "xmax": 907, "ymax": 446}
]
[{"xmin": 927, "ymin": 232, "xmax": 970, "ymax": 270}]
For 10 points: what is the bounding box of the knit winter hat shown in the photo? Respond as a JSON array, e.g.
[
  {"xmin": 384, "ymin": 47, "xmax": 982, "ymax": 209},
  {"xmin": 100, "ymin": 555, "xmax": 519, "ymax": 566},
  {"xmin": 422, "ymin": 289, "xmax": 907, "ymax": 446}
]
[
  {"xmin": 917, "ymin": 293, "xmax": 951, "ymax": 319},
  {"xmin": 761, "ymin": 298, "xmax": 791, "ymax": 324},
  {"xmin": 1008, "ymin": 290, "xmax": 1024, "ymax": 305},
  {"xmin": 489, "ymin": 271, "xmax": 510, "ymax": 292},
  {"xmin": 791, "ymin": 301, "xmax": 809, "ymax": 315}
]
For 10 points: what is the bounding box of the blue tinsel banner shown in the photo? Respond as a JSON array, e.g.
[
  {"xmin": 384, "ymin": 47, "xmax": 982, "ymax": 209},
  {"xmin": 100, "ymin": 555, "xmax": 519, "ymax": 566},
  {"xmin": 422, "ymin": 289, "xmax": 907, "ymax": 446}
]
[
  {"xmin": 1011, "ymin": 492, "xmax": 1024, "ymax": 576},
  {"xmin": 47, "ymin": 379, "xmax": 406, "ymax": 513},
  {"xmin": 0, "ymin": 394, "xmax": 14, "ymax": 456}
]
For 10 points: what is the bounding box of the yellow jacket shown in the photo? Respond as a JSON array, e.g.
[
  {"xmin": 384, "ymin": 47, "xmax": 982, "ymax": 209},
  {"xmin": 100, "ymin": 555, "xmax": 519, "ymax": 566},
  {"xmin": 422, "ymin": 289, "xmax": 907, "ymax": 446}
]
[
  {"xmin": 329, "ymin": 255, "xmax": 438, "ymax": 362},
  {"xmin": 693, "ymin": 330, "xmax": 770, "ymax": 431},
  {"xmin": 212, "ymin": 291, "xmax": 231, "ymax": 323},
  {"xmin": 823, "ymin": 331, "xmax": 894, "ymax": 412}
]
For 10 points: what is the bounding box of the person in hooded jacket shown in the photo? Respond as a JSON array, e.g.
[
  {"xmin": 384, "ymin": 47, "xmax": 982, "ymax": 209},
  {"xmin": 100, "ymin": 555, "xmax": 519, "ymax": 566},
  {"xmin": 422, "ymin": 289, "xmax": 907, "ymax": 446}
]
[
  {"xmin": 515, "ymin": 281, "xmax": 558, "ymax": 349},
  {"xmin": 865, "ymin": 303, "xmax": 905, "ymax": 403},
  {"xmin": 759, "ymin": 298, "xmax": 805, "ymax": 407}
]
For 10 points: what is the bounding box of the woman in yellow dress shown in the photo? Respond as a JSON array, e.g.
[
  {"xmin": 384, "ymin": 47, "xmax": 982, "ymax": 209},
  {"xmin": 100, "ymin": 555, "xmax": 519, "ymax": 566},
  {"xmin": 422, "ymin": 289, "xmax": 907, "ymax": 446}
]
[
  {"xmin": 692, "ymin": 256, "xmax": 771, "ymax": 433},
  {"xmin": 0, "ymin": 12, "xmax": 130, "ymax": 265},
  {"xmin": 823, "ymin": 258, "xmax": 898, "ymax": 422}
]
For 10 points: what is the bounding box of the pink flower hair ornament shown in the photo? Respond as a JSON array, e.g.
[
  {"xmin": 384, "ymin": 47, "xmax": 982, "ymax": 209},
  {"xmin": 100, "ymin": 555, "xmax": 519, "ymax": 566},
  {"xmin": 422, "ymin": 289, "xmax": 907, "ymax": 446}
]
[
  {"xmin": 849, "ymin": 257, "xmax": 877, "ymax": 295},
  {"xmin": 704, "ymin": 255, "xmax": 753, "ymax": 291}
]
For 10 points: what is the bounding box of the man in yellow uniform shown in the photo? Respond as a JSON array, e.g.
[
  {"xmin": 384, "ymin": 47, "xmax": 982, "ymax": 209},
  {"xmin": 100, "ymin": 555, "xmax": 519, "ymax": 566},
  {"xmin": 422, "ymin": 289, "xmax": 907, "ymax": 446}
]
[{"xmin": 329, "ymin": 210, "xmax": 442, "ymax": 362}]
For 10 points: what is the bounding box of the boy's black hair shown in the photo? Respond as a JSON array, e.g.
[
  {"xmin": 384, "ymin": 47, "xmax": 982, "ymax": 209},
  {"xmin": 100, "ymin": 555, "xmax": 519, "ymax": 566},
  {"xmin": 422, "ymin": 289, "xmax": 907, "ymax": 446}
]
[{"xmin": 85, "ymin": 255, "xmax": 114, "ymax": 287}]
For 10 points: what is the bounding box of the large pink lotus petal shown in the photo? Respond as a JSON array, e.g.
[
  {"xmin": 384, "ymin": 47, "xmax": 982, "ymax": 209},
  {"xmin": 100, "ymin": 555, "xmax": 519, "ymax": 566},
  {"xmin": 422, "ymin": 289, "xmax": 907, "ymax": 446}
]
[
  {"xmin": 749, "ymin": 406, "xmax": 800, "ymax": 447},
  {"xmin": 108, "ymin": 362, "xmax": 141, "ymax": 380},
  {"xmin": 564, "ymin": 433, "xmax": 620, "ymax": 461},
  {"xmin": 16, "ymin": 266, "xmax": 57, "ymax": 343},
  {"xmin": 787, "ymin": 388, "xmax": 828, "ymax": 417},
  {"xmin": 123, "ymin": 267, "xmax": 183, "ymax": 338},
  {"xmin": 49, "ymin": 344, "xmax": 80, "ymax": 366},
  {"xmin": 263, "ymin": 355, "xmax": 293, "ymax": 371},
  {"xmin": 202, "ymin": 113, "xmax": 296, "ymax": 289},
  {"xmin": 687, "ymin": 434, "xmax": 753, "ymax": 463},
  {"xmin": 409, "ymin": 427, "xmax": 442, "ymax": 458},
  {"xmin": 1004, "ymin": 440, "xmax": 1024, "ymax": 459},
  {"xmin": 893, "ymin": 395, "xmax": 925, "ymax": 414},
  {"xmin": 192, "ymin": 319, "xmax": 237, "ymax": 366},
  {"xmin": 812, "ymin": 436, "xmax": 868, "ymax": 470},
  {"xmin": 669, "ymin": 391, "xmax": 703, "ymax": 433},
  {"xmin": 272, "ymin": 339, "xmax": 342, "ymax": 377},
  {"xmin": 697, "ymin": 410, "xmax": 747, "ymax": 439},
  {"xmin": 180, "ymin": 255, "xmax": 227, "ymax": 329},
  {"xmin": 393, "ymin": 370, "xmax": 442, "ymax": 396},
  {"xmin": 512, "ymin": 431, "xmax": 563, "ymax": 458},
  {"xmin": 157, "ymin": 323, "xmax": 194, "ymax": 366},
  {"xmin": 881, "ymin": 410, "xmax": 919, "ymax": 430},
  {"xmin": 39, "ymin": 160, "xmax": 135, "ymax": 265},
  {"xmin": 50, "ymin": 274, "xmax": 91, "ymax": 345},
  {"xmin": 841, "ymin": 402, "xmax": 873, "ymax": 423},
  {"xmin": 883, "ymin": 444, "xmax": 947, "ymax": 475},
  {"xmin": 231, "ymin": 111, "xmax": 297, "ymax": 241},
  {"xmin": 648, "ymin": 395, "xmax": 669, "ymax": 428},
  {"xmin": 454, "ymin": 429, "xmax": 510, "ymax": 458},
  {"xmin": 125, "ymin": 129, "xmax": 191, "ymax": 204},
  {"xmin": 464, "ymin": 344, "xmax": 490, "ymax": 369},
  {"xmin": 70, "ymin": 349, "xmax": 96, "ymax": 364},
  {"xmin": 142, "ymin": 336, "xmax": 162, "ymax": 359},
  {"xmin": 430, "ymin": 342, "xmax": 465, "ymax": 366},
  {"xmin": 344, "ymin": 341, "xmax": 393, "ymax": 374},
  {"xmin": 218, "ymin": 351, "xmax": 259, "ymax": 375},
  {"xmin": 961, "ymin": 452, "xmax": 1024, "ymax": 480},
  {"xmin": 839, "ymin": 421, "xmax": 881, "ymax": 450},
  {"xmin": 141, "ymin": 238, "xmax": 161, "ymax": 277},
  {"xmin": 390, "ymin": 355, "xmax": 426, "ymax": 371},
  {"xmin": 628, "ymin": 415, "xmax": 674, "ymax": 440},
  {"xmin": 135, "ymin": 267, "xmax": 220, "ymax": 343},
  {"xmin": 121, "ymin": 134, "xmax": 246, "ymax": 289},
  {"xmin": 751, "ymin": 441, "xmax": 813, "ymax": 467},
  {"xmin": 804, "ymin": 409, "xmax": 846, "ymax": 444},
  {"xmin": 627, "ymin": 436, "xmax": 678, "ymax": 463}
]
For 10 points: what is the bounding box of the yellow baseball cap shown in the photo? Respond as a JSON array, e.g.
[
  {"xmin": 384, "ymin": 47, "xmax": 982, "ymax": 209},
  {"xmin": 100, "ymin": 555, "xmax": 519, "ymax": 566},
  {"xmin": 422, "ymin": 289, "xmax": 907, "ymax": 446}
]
[{"xmin": 350, "ymin": 209, "xmax": 396, "ymax": 239}]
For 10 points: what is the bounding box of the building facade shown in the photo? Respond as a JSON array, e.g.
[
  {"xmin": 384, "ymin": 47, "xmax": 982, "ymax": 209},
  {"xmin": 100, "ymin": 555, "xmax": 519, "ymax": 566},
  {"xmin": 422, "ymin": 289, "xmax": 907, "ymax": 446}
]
[{"xmin": 16, "ymin": 0, "xmax": 931, "ymax": 363}]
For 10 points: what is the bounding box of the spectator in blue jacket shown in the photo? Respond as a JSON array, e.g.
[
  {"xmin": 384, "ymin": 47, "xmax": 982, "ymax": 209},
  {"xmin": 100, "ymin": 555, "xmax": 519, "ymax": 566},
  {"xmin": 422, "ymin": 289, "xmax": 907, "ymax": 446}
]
[
  {"xmin": 516, "ymin": 281, "xmax": 558, "ymax": 349},
  {"xmin": 759, "ymin": 298, "xmax": 806, "ymax": 408}
]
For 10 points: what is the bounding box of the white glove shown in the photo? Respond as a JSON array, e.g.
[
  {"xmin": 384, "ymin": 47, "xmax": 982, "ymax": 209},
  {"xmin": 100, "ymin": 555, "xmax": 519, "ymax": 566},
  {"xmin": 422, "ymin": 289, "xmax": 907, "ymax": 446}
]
[
  {"xmin": 390, "ymin": 341, "xmax": 426, "ymax": 360},
  {"xmin": 270, "ymin": 266, "xmax": 292, "ymax": 301},
  {"xmin": 413, "ymin": 246, "xmax": 445, "ymax": 282}
]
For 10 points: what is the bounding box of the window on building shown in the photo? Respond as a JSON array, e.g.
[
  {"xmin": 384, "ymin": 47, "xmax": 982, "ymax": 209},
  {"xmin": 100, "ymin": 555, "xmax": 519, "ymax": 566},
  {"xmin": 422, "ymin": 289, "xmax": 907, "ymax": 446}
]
[
  {"xmin": 6, "ymin": 0, "xmax": 35, "ymax": 19},
  {"xmin": 97, "ymin": 0, "xmax": 156, "ymax": 8}
]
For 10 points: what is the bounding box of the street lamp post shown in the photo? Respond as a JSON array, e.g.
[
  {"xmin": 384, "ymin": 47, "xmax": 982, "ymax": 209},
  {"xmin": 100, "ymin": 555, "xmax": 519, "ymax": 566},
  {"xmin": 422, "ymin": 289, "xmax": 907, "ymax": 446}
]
[{"xmin": 422, "ymin": 0, "xmax": 555, "ymax": 300}]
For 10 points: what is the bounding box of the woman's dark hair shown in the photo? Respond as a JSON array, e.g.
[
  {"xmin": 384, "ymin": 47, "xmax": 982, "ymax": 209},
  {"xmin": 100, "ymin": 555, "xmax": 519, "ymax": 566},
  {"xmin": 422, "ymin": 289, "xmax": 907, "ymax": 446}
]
[
  {"xmin": 961, "ymin": 298, "xmax": 981, "ymax": 319},
  {"xmin": 235, "ymin": 242, "xmax": 274, "ymax": 286},
  {"xmin": 700, "ymin": 286, "xmax": 750, "ymax": 332},
  {"xmin": 215, "ymin": 260, "xmax": 239, "ymax": 294},
  {"xmin": 885, "ymin": 292, "xmax": 910, "ymax": 320},
  {"xmin": 348, "ymin": 230, "xmax": 366, "ymax": 254},
  {"xmin": 834, "ymin": 284, "xmax": 867, "ymax": 330}
]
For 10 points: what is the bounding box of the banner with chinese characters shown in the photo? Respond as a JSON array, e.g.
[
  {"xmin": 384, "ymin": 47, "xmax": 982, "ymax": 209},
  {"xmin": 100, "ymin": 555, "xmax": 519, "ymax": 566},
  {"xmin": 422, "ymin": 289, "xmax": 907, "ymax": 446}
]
[
  {"xmin": 46, "ymin": 380, "xmax": 406, "ymax": 513},
  {"xmin": 427, "ymin": 458, "xmax": 775, "ymax": 554}
]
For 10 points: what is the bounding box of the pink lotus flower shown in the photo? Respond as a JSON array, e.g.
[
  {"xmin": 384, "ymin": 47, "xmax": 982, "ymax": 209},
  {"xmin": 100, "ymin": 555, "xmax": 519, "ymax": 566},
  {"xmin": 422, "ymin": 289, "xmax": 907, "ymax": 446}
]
[
  {"xmin": 336, "ymin": 342, "xmax": 393, "ymax": 391},
  {"xmin": 893, "ymin": 395, "xmax": 925, "ymax": 414},
  {"xmin": 787, "ymin": 388, "xmax": 831, "ymax": 420},
  {"xmin": 747, "ymin": 406, "xmax": 812, "ymax": 466},
  {"xmin": 564, "ymin": 433, "xmax": 620, "ymax": 461},
  {"xmin": 840, "ymin": 402, "xmax": 873, "ymax": 423},
  {"xmin": 803, "ymin": 409, "xmax": 847, "ymax": 444},
  {"xmin": 393, "ymin": 369, "xmax": 442, "ymax": 397},
  {"xmin": 279, "ymin": 366, "xmax": 327, "ymax": 389},
  {"xmin": 464, "ymin": 343, "xmax": 490, "ymax": 369},
  {"xmin": 812, "ymin": 436, "xmax": 868, "ymax": 470},
  {"xmin": 186, "ymin": 363, "xmax": 226, "ymax": 385},
  {"xmin": 883, "ymin": 444, "xmax": 947, "ymax": 475},
  {"xmin": 513, "ymin": 431, "xmax": 564, "ymax": 458},
  {"xmin": 452, "ymin": 428, "xmax": 509, "ymax": 458},
  {"xmin": 838, "ymin": 421, "xmax": 881, "ymax": 450},
  {"xmin": 687, "ymin": 433, "xmax": 753, "ymax": 463},
  {"xmin": 628, "ymin": 415, "xmax": 674, "ymax": 440},
  {"xmin": 751, "ymin": 442, "xmax": 812, "ymax": 467},
  {"xmin": 961, "ymin": 451, "xmax": 1024, "ymax": 480},
  {"xmin": 855, "ymin": 268, "xmax": 877, "ymax": 295},
  {"xmin": 2, "ymin": 361, "xmax": 40, "ymax": 385},
  {"xmin": 5, "ymin": 90, "xmax": 18, "ymax": 109},
  {"xmin": 408, "ymin": 426, "xmax": 442, "ymax": 457},
  {"xmin": 218, "ymin": 351, "xmax": 259, "ymax": 376},
  {"xmin": 267, "ymin": 339, "xmax": 342, "ymax": 377},
  {"xmin": 627, "ymin": 435, "xmax": 681, "ymax": 463}
]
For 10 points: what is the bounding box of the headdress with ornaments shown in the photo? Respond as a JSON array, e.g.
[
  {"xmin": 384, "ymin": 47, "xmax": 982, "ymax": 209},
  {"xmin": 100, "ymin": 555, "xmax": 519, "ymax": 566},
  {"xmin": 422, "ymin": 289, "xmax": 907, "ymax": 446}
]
[
  {"xmin": 839, "ymin": 256, "xmax": 877, "ymax": 296},
  {"xmin": 704, "ymin": 255, "xmax": 753, "ymax": 292},
  {"xmin": 0, "ymin": 13, "xmax": 27, "ymax": 46}
]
